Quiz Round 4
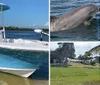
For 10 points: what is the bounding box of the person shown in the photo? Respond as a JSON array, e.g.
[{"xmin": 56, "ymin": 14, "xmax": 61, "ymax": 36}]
[{"xmin": 40, "ymin": 31, "xmax": 43, "ymax": 41}]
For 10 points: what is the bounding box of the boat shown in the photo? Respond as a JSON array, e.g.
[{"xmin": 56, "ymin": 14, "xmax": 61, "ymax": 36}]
[
  {"xmin": 0, "ymin": 53, "xmax": 37, "ymax": 77},
  {"xmin": 0, "ymin": 38, "xmax": 49, "ymax": 52},
  {"xmin": 0, "ymin": 67, "xmax": 36, "ymax": 78},
  {"xmin": 0, "ymin": 3, "xmax": 47, "ymax": 77},
  {"xmin": 0, "ymin": 3, "xmax": 49, "ymax": 52}
]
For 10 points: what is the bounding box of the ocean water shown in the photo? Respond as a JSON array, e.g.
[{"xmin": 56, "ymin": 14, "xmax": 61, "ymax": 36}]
[
  {"xmin": 50, "ymin": 0, "xmax": 100, "ymax": 41},
  {"xmin": 5, "ymin": 30, "xmax": 48, "ymax": 41},
  {"xmin": 51, "ymin": 0, "xmax": 100, "ymax": 16},
  {"xmin": 0, "ymin": 30, "xmax": 49, "ymax": 85}
]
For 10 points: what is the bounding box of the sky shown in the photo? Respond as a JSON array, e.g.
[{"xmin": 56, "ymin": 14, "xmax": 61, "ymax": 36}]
[
  {"xmin": 50, "ymin": 42, "xmax": 100, "ymax": 57},
  {"xmin": 0, "ymin": 0, "xmax": 48, "ymax": 28}
]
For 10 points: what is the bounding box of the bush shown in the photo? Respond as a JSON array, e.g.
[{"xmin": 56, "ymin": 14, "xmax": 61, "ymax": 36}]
[{"xmin": 90, "ymin": 61, "xmax": 96, "ymax": 66}]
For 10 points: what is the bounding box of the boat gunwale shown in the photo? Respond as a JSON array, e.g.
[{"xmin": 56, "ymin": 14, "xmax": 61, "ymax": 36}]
[{"xmin": 0, "ymin": 67, "xmax": 37, "ymax": 70}]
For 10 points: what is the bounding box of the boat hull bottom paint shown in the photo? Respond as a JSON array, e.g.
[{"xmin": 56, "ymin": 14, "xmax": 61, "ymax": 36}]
[{"xmin": 0, "ymin": 67, "xmax": 36, "ymax": 77}]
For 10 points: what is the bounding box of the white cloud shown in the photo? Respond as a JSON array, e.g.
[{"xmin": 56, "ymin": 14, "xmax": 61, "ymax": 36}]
[
  {"xmin": 32, "ymin": 24, "xmax": 36, "ymax": 27},
  {"xmin": 29, "ymin": 24, "xmax": 36, "ymax": 27},
  {"xmin": 74, "ymin": 42, "xmax": 100, "ymax": 57},
  {"xmin": 50, "ymin": 42, "xmax": 100, "ymax": 57},
  {"xmin": 50, "ymin": 42, "xmax": 59, "ymax": 50}
]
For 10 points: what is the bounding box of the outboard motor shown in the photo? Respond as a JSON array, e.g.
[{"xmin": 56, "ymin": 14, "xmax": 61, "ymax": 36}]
[
  {"xmin": 34, "ymin": 29, "xmax": 49, "ymax": 41},
  {"xmin": 95, "ymin": 12, "xmax": 100, "ymax": 40}
]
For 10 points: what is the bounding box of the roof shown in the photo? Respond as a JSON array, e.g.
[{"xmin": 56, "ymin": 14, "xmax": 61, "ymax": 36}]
[{"xmin": 0, "ymin": 3, "xmax": 10, "ymax": 11}]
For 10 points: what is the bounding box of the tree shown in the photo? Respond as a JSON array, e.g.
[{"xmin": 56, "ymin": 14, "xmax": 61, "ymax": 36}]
[
  {"xmin": 85, "ymin": 51, "xmax": 91, "ymax": 57},
  {"xmin": 95, "ymin": 56, "xmax": 100, "ymax": 63},
  {"xmin": 83, "ymin": 51, "xmax": 92, "ymax": 60},
  {"xmin": 78, "ymin": 55, "xmax": 84, "ymax": 60},
  {"xmin": 50, "ymin": 43, "xmax": 76, "ymax": 64}
]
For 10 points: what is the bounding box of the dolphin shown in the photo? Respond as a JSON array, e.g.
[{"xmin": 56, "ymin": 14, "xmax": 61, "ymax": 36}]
[{"xmin": 51, "ymin": 4, "xmax": 100, "ymax": 32}]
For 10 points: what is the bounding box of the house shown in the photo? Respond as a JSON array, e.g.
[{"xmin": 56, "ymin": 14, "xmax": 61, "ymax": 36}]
[{"xmin": 67, "ymin": 58, "xmax": 83, "ymax": 65}]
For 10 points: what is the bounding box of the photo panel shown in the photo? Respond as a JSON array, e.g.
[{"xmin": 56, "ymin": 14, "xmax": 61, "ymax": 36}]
[
  {"xmin": 0, "ymin": 0, "xmax": 49, "ymax": 85},
  {"xmin": 50, "ymin": 42, "xmax": 100, "ymax": 85},
  {"xmin": 50, "ymin": 0, "xmax": 100, "ymax": 41}
]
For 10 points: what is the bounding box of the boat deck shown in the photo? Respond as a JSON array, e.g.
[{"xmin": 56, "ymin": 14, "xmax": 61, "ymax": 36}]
[
  {"xmin": 0, "ymin": 53, "xmax": 37, "ymax": 69},
  {"xmin": 0, "ymin": 39, "xmax": 49, "ymax": 52}
]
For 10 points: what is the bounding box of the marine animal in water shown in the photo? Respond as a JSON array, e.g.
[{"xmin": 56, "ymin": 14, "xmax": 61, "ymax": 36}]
[{"xmin": 51, "ymin": 4, "xmax": 100, "ymax": 32}]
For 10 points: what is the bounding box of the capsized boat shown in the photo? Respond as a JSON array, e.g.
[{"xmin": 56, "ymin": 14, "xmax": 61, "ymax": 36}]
[{"xmin": 0, "ymin": 53, "xmax": 37, "ymax": 77}]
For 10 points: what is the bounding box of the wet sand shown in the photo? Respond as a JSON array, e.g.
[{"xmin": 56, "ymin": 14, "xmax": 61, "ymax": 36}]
[{"xmin": 0, "ymin": 72, "xmax": 48, "ymax": 85}]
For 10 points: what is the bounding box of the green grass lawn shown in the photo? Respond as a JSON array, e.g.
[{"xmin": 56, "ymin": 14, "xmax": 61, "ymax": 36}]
[{"xmin": 51, "ymin": 64, "xmax": 100, "ymax": 85}]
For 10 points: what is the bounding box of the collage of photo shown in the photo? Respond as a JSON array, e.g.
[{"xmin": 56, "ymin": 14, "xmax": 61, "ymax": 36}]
[{"xmin": 0, "ymin": 0, "xmax": 100, "ymax": 85}]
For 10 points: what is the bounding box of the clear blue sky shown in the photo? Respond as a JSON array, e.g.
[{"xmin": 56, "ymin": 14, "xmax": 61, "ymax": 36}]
[{"xmin": 0, "ymin": 0, "xmax": 48, "ymax": 28}]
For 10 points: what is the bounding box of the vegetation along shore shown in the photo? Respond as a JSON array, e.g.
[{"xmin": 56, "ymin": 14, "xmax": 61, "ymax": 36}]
[{"xmin": 0, "ymin": 26, "xmax": 48, "ymax": 32}]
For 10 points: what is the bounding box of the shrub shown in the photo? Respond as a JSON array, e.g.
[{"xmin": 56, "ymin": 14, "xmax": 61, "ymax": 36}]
[{"xmin": 90, "ymin": 61, "xmax": 96, "ymax": 66}]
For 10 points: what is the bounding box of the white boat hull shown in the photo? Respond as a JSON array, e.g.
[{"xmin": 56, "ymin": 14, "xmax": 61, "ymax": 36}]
[
  {"xmin": 0, "ymin": 67, "xmax": 36, "ymax": 77},
  {"xmin": 0, "ymin": 39, "xmax": 49, "ymax": 52}
]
